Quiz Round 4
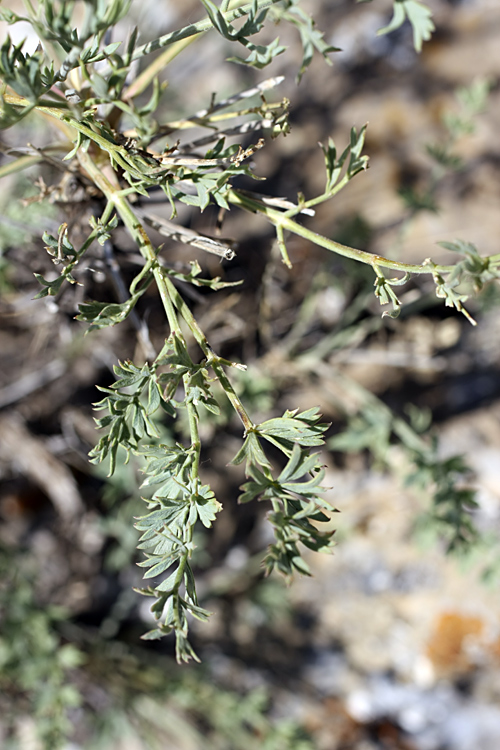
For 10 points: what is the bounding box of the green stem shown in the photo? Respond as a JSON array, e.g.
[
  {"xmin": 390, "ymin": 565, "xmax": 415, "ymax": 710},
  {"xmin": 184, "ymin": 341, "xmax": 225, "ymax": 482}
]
[
  {"xmin": 158, "ymin": 268, "xmax": 211, "ymax": 356},
  {"xmin": 78, "ymin": 200, "xmax": 115, "ymax": 257},
  {"xmin": 278, "ymin": 174, "xmax": 352, "ymax": 220},
  {"xmin": 76, "ymin": 150, "xmax": 253, "ymax": 432},
  {"xmin": 76, "ymin": 150, "xmax": 181, "ymax": 335},
  {"xmin": 297, "ymin": 174, "xmax": 351, "ymax": 214},
  {"xmin": 186, "ymin": 395, "xmax": 201, "ymax": 480},
  {"xmin": 1, "ymin": 93, "xmax": 156, "ymax": 179},
  {"xmin": 228, "ymin": 188, "xmax": 461, "ymax": 276},
  {"xmin": 158, "ymin": 268, "xmax": 254, "ymax": 432},
  {"xmin": 131, "ymin": 0, "xmax": 282, "ymax": 61},
  {"xmin": 0, "ymin": 154, "xmax": 44, "ymax": 179},
  {"xmin": 2, "ymin": 92, "xmax": 70, "ymax": 119},
  {"xmin": 15, "ymin": 92, "xmax": 499, "ymax": 278},
  {"xmin": 212, "ymin": 361, "xmax": 254, "ymax": 433},
  {"xmin": 160, "ymin": 101, "xmax": 285, "ymax": 134}
]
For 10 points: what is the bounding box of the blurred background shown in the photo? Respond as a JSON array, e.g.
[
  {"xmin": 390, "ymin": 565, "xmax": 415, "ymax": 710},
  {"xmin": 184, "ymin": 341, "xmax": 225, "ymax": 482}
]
[{"xmin": 1, "ymin": 0, "xmax": 500, "ymax": 748}]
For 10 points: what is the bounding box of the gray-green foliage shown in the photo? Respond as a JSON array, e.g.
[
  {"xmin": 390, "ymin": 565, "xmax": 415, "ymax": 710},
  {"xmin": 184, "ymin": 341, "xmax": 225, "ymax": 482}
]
[
  {"xmin": 402, "ymin": 79, "xmax": 492, "ymax": 212},
  {"xmin": 329, "ymin": 386, "xmax": 478, "ymax": 552},
  {"xmin": 0, "ymin": 0, "xmax": 497, "ymax": 666},
  {"xmin": 0, "ymin": 541, "xmax": 313, "ymax": 749},
  {"xmin": 83, "ymin": 644, "xmax": 315, "ymax": 750},
  {"xmin": 357, "ymin": 0, "xmax": 435, "ymax": 53},
  {"xmin": 0, "ymin": 545, "xmax": 84, "ymax": 748},
  {"xmin": 89, "ymin": 347, "xmax": 332, "ymax": 662}
]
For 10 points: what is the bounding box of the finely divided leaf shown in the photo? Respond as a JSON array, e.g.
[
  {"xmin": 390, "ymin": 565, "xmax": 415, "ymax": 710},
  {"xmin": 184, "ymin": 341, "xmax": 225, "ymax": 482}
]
[
  {"xmin": 230, "ymin": 431, "xmax": 272, "ymax": 469},
  {"xmin": 190, "ymin": 485, "xmax": 222, "ymax": 528},
  {"xmin": 257, "ymin": 407, "xmax": 329, "ymax": 454},
  {"xmin": 377, "ymin": 1, "xmax": 434, "ymax": 53}
]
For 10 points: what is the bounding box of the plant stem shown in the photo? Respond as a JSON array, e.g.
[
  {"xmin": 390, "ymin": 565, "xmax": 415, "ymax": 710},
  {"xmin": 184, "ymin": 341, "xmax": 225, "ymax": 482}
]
[
  {"xmin": 159, "ymin": 269, "xmax": 254, "ymax": 432},
  {"xmin": 162, "ymin": 102, "xmax": 285, "ymax": 132},
  {"xmin": 76, "ymin": 149, "xmax": 182, "ymax": 335},
  {"xmin": 212, "ymin": 361, "xmax": 254, "ymax": 433},
  {"xmin": 131, "ymin": 0, "xmax": 282, "ymax": 61},
  {"xmin": 185, "ymin": 395, "xmax": 201, "ymax": 480},
  {"xmin": 75, "ymin": 150, "xmax": 253, "ymax": 432},
  {"xmin": 227, "ymin": 188, "xmax": 478, "ymax": 276},
  {"xmin": 8, "ymin": 91, "xmax": 500, "ymax": 279},
  {"xmin": 78, "ymin": 201, "xmax": 115, "ymax": 257}
]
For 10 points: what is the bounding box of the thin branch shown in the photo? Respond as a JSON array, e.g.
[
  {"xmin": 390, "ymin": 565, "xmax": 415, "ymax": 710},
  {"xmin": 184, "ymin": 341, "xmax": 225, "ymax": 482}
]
[
  {"xmin": 102, "ymin": 239, "xmax": 156, "ymax": 359},
  {"xmin": 227, "ymin": 188, "xmax": 477, "ymax": 276},
  {"xmin": 130, "ymin": 0, "xmax": 282, "ymax": 61}
]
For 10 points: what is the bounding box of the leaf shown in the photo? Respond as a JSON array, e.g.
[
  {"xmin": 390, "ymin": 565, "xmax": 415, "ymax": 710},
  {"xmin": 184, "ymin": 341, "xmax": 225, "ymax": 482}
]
[
  {"xmin": 377, "ymin": 1, "xmax": 406, "ymax": 38},
  {"xmin": 175, "ymin": 633, "xmax": 201, "ymax": 664},
  {"xmin": 238, "ymin": 464, "xmax": 274, "ymax": 504},
  {"xmin": 81, "ymin": 38, "xmax": 101, "ymax": 64},
  {"xmin": 155, "ymin": 569, "xmax": 180, "ymax": 594},
  {"xmin": 134, "ymin": 504, "xmax": 186, "ymax": 533},
  {"xmin": 227, "ymin": 37, "xmax": 287, "ymax": 70},
  {"xmin": 405, "ymin": 0, "xmax": 434, "ymax": 52},
  {"xmin": 183, "ymin": 562, "xmax": 198, "ymax": 603},
  {"xmin": 278, "ymin": 443, "xmax": 324, "ymax": 484},
  {"xmin": 138, "ymin": 444, "xmax": 189, "ymax": 485},
  {"xmin": 257, "ymin": 407, "xmax": 329, "ymax": 454},
  {"xmin": 290, "ymin": 555, "xmax": 311, "ymax": 576},
  {"xmin": 140, "ymin": 628, "xmax": 166, "ymax": 641},
  {"xmin": 33, "ymin": 272, "xmax": 66, "ymax": 298},
  {"xmin": 112, "ymin": 360, "xmax": 149, "ymax": 389},
  {"xmin": 183, "ymin": 599, "xmax": 212, "ymax": 622},
  {"xmin": 141, "ymin": 555, "xmax": 176, "ymax": 579},
  {"xmin": 377, "ymin": 1, "xmax": 434, "ymax": 53},
  {"xmin": 320, "ymin": 138, "xmax": 340, "ymax": 191},
  {"xmin": 429, "ymin": 266, "xmax": 476, "ymax": 325},
  {"xmin": 281, "ymin": 467, "xmax": 326, "ymax": 498},
  {"xmin": 156, "ymin": 332, "xmax": 194, "ymax": 370},
  {"xmin": 76, "ymin": 290, "xmax": 144, "ymax": 330},
  {"xmin": 230, "ymin": 431, "xmax": 272, "ymax": 469},
  {"xmin": 282, "ymin": 2, "xmax": 339, "ymax": 81},
  {"xmin": 0, "ymin": 37, "xmax": 52, "ymax": 101},
  {"xmin": 147, "ymin": 378, "xmax": 161, "ymax": 415},
  {"xmin": 191, "ymin": 485, "xmax": 222, "ymax": 528},
  {"xmin": 102, "ymin": 42, "xmax": 122, "ymax": 57},
  {"xmin": 263, "ymin": 505, "xmax": 334, "ymax": 578},
  {"xmin": 0, "ymin": 95, "xmax": 35, "ymax": 129},
  {"xmin": 199, "ymin": 0, "xmax": 231, "ymax": 38},
  {"xmin": 185, "ymin": 369, "xmax": 220, "ymax": 415},
  {"xmin": 347, "ymin": 125, "xmax": 369, "ymax": 178},
  {"xmin": 0, "ymin": 8, "xmax": 27, "ymax": 23}
]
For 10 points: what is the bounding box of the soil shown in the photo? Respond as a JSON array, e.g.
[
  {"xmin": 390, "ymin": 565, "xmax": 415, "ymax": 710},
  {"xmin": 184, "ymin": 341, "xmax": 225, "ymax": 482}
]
[{"xmin": 1, "ymin": 1, "xmax": 500, "ymax": 748}]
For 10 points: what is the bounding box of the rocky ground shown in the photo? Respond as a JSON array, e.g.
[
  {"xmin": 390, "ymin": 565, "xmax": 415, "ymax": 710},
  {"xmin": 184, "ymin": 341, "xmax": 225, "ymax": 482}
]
[{"xmin": 1, "ymin": 0, "xmax": 500, "ymax": 748}]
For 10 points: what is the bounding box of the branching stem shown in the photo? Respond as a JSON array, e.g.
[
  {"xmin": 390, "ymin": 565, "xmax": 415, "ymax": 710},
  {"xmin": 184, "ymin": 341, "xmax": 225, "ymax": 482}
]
[
  {"xmin": 130, "ymin": 0, "xmax": 282, "ymax": 61},
  {"xmin": 76, "ymin": 149, "xmax": 182, "ymax": 335},
  {"xmin": 76, "ymin": 150, "xmax": 254, "ymax": 432},
  {"xmin": 6, "ymin": 92, "xmax": 500, "ymax": 279},
  {"xmin": 159, "ymin": 270, "xmax": 254, "ymax": 431},
  {"xmin": 228, "ymin": 189, "xmax": 500, "ymax": 275}
]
